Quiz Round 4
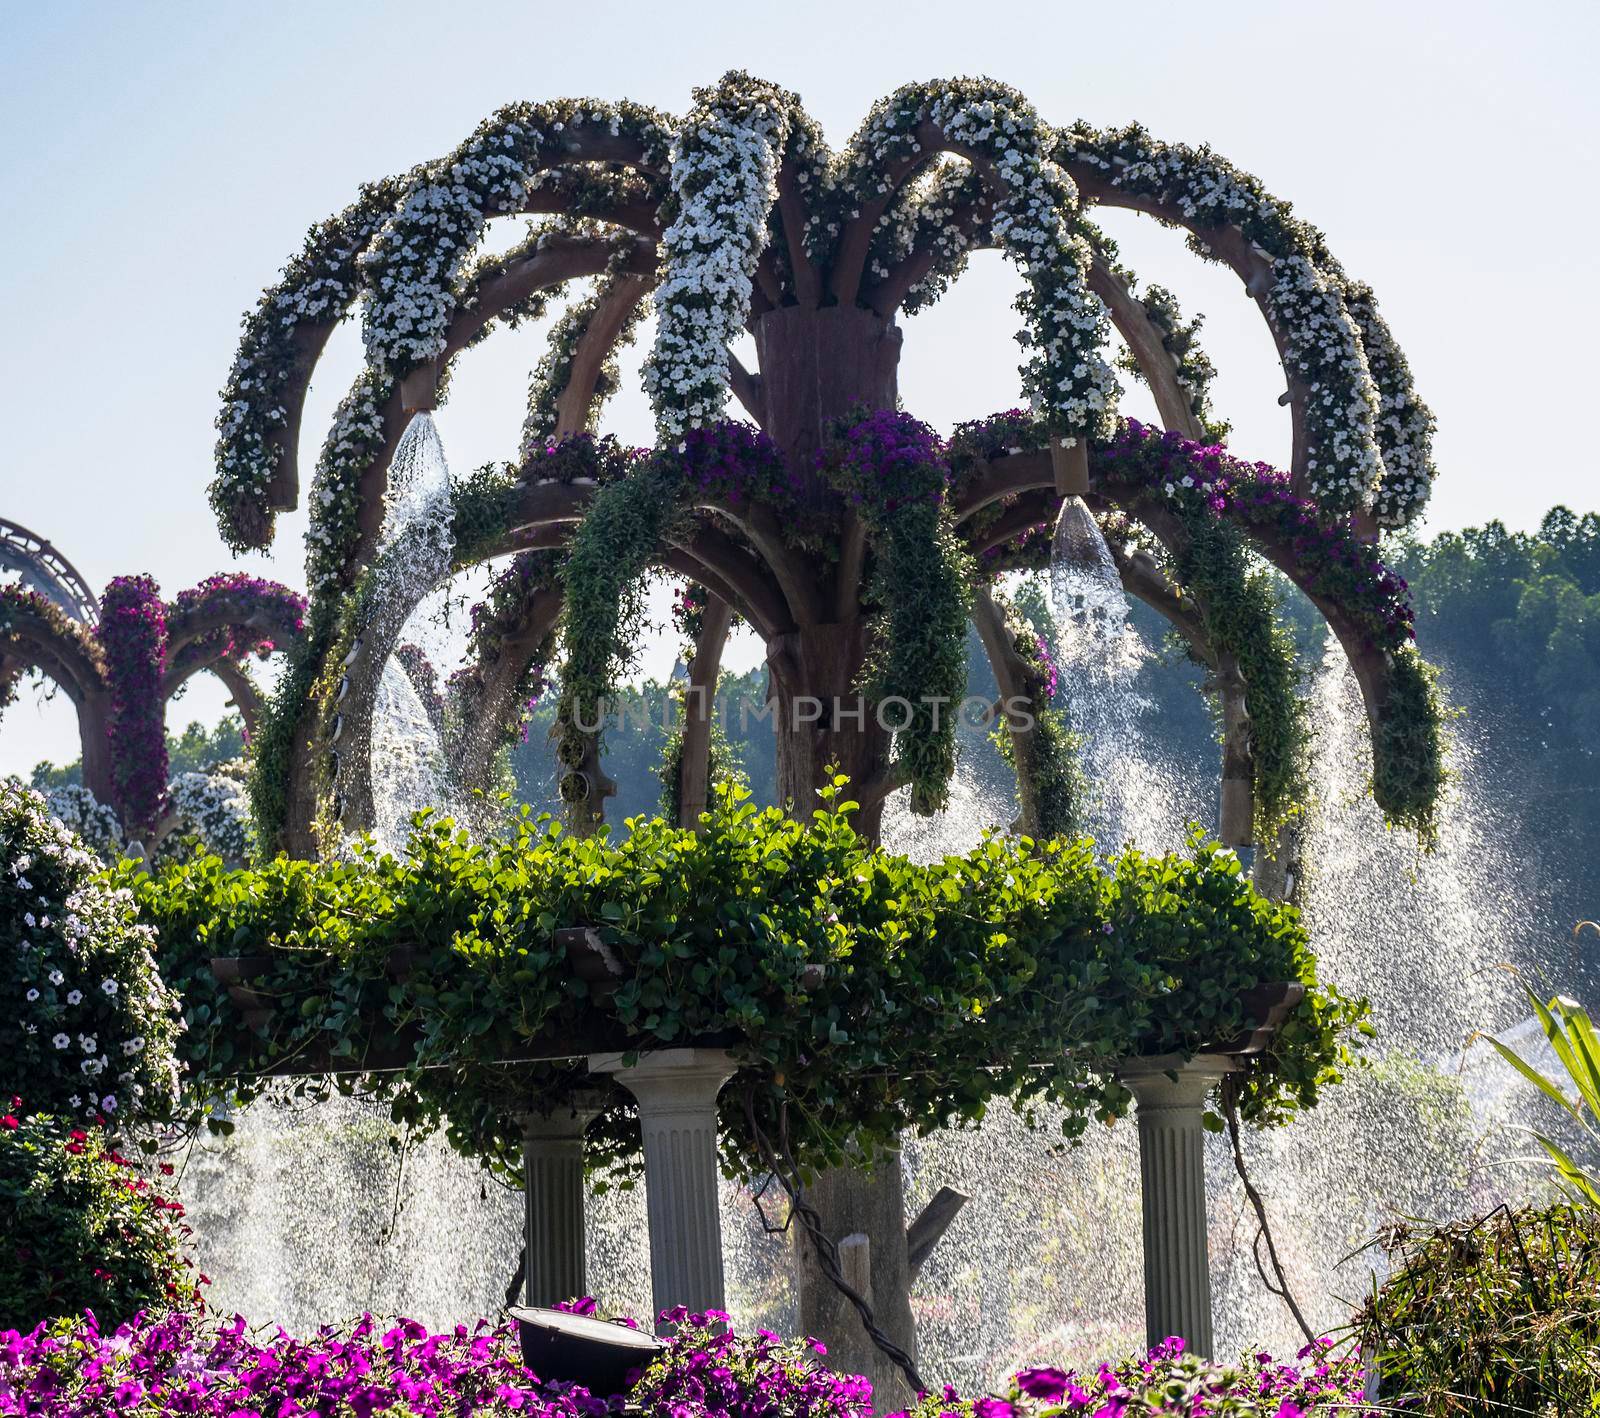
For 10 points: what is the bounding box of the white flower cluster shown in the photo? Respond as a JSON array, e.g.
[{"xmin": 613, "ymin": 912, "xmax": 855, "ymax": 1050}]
[
  {"xmin": 211, "ymin": 178, "xmax": 409, "ymax": 550},
  {"xmin": 830, "ymin": 81, "xmax": 1118, "ymax": 443},
  {"xmin": 42, "ymin": 785, "xmax": 124, "ymax": 863},
  {"xmin": 165, "ymin": 767, "xmax": 251, "ymax": 864},
  {"xmin": 1341, "ymin": 282, "xmax": 1437, "ymax": 527},
  {"xmin": 360, "ymin": 102, "xmax": 670, "ymax": 376},
  {"xmin": 644, "ymin": 77, "xmax": 792, "ymax": 442},
  {"xmin": 1265, "ymin": 255, "xmax": 1383, "ymax": 506},
  {"xmin": 4, "ymin": 781, "xmax": 184, "ymax": 1122},
  {"xmin": 303, "ymin": 368, "xmax": 393, "ymax": 594},
  {"xmin": 1054, "ymin": 122, "xmax": 1435, "ymax": 523}
]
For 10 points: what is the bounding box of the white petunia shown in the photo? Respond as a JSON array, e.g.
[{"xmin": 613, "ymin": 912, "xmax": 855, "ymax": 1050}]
[{"xmin": 53, "ymin": 1033, "xmax": 70, "ymax": 1049}]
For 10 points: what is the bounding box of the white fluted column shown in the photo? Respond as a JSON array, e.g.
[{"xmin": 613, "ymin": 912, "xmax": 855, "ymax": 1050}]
[
  {"xmin": 519, "ymin": 1094, "xmax": 606, "ymax": 1308},
  {"xmin": 589, "ymin": 1048, "xmax": 736, "ymax": 1328},
  {"xmin": 1118, "ymin": 1054, "xmax": 1237, "ymax": 1358}
]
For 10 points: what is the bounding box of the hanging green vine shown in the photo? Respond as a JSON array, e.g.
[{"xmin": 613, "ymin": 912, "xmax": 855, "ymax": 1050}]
[
  {"xmin": 555, "ymin": 461, "xmax": 687, "ymax": 788},
  {"xmin": 824, "ymin": 411, "xmax": 974, "ymax": 814},
  {"xmin": 131, "ymin": 782, "xmax": 1368, "ymax": 1184},
  {"xmin": 993, "ymin": 587, "xmax": 1087, "ymax": 841},
  {"xmin": 1157, "ymin": 507, "xmax": 1309, "ymax": 847}
]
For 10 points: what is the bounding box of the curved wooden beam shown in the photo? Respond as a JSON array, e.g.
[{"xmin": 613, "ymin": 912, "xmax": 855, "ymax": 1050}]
[
  {"xmin": 448, "ymin": 587, "xmax": 565, "ymax": 799},
  {"xmin": 351, "ymin": 236, "xmax": 657, "ymax": 561},
  {"xmin": 209, "ymin": 658, "xmax": 264, "ymax": 739},
  {"xmin": 674, "ymin": 593, "xmax": 735, "ymax": 829},
  {"xmin": 831, "ymin": 121, "xmax": 1004, "ymax": 308},
  {"xmin": 0, "ymin": 605, "xmax": 115, "ymax": 806},
  {"xmin": 970, "ymin": 588, "xmax": 1043, "ymax": 837},
  {"xmin": 1057, "ymin": 164, "xmax": 1312, "ymax": 491},
  {"xmin": 551, "ymin": 273, "xmax": 654, "ymax": 438}
]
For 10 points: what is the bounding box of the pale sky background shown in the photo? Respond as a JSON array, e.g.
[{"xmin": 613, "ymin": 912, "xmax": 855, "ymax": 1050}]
[{"xmin": 2, "ymin": 0, "xmax": 1596, "ymax": 777}]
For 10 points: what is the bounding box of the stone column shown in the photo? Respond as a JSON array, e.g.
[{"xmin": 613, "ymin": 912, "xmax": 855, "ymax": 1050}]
[
  {"xmin": 1118, "ymin": 1054, "xmax": 1237, "ymax": 1358},
  {"xmin": 589, "ymin": 1048, "xmax": 736, "ymax": 1327},
  {"xmin": 518, "ymin": 1094, "xmax": 607, "ymax": 1308}
]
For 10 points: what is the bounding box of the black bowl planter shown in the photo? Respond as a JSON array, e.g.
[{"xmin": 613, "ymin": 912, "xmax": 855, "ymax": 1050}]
[
  {"xmin": 1212, "ymin": 980, "xmax": 1306, "ymax": 1057},
  {"xmin": 508, "ymin": 1306, "xmax": 666, "ymax": 1394}
]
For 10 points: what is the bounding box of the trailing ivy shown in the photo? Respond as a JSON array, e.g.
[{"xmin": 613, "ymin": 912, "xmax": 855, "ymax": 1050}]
[
  {"xmin": 1092, "ymin": 419, "xmax": 1446, "ymax": 839},
  {"xmin": 1156, "ymin": 506, "xmax": 1308, "ymax": 846},
  {"xmin": 555, "ymin": 459, "xmax": 688, "ymax": 794},
  {"xmin": 990, "ymin": 588, "xmax": 1086, "ymax": 840},
  {"xmin": 1372, "ymin": 644, "xmax": 1447, "ymax": 845},
  {"xmin": 824, "ymin": 411, "xmax": 974, "ymax": 814},
  {"xmin": 447, "ymin": 550, "xmax": 563, "ymax": 758},
  {"xmin": 130, "ymin": 781, "xmax": 1367, "ymax": 1184},
  {"xmin": 245, "ymin": 605, "xmax": 335, "ymax": 855}
]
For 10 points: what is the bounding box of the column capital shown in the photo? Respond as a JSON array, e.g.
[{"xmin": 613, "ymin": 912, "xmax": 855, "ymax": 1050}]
[
  {"xmin": 1117, "ymin": 1053, "xmax": 1237, "ymax": 1112},
  {"xmin": 588, "ymin": 1047, "xmax": 737, "ymax": 1113},
  {"xmin": 518, "ymin": 1088, "xmax": 611, "ymax": 1142}
]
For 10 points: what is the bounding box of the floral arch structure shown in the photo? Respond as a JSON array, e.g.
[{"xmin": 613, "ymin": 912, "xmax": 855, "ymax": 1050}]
[
  {"xmin": 212, "ymin": 77, "xmax": 1450, "ymax": 1382},
  {"xmin": 217, "ymin": 73, "xmax": 1443, "ymax": 868},
  {"xmin": 0, "ymin": 551, "xmax": 307, "ymax": 842}
]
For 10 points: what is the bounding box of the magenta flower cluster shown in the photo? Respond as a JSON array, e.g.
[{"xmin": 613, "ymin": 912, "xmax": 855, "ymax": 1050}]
[
  {"xmin": 1095, "ymin": 421, "xmax": 1416, "ymax": 652},
  {"xmin": 96, "ymin": 577, "xmax": 169, "ymax": 839},
  {"xmin": 0, "ymin": 1305, "xmax": 1375, "ymax": 1418},
  {"xmin": 0, "ymin": 1309, "xmax": 614, "ymax": 1418},
  {"xmin": 824, "ymin": 410, "xmax": 949, "ymax": 517},
  {"xmin": 167, "ymin": 574, "xmax": 309, "ymax": 662},
  {"xmin": 92, "ymin": 573, "xmax": 308, "ymax": 837},
  {"xmin": 0, "ymin": 1304, "xmax": 876, "ymax": 1418},
  {"xmin": 675, "ymin": 421, "xmax": 796, "ymax": 509},
  {"xmin": 901, "ymin": 1339, "xmax": 1371, "ymax": 1418}
]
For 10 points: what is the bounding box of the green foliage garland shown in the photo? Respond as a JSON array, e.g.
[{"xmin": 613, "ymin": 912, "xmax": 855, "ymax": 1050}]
[
  {"xmin": 131, "ymin": 783, "xmax": 1365, "ymax": 1184},
  {"xmin": 1156, "ymin": 506, "xmax": 1308, "ymax": 846},
  {"xmin": 824, "ymin": 412, "xmax": 974, "ymax": 814}
]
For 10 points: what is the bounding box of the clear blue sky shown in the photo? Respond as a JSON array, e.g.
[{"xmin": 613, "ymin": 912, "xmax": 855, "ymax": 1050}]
[{"xmin": 2, "ymin": 0, "xmax": 1596, "ymax": 774}]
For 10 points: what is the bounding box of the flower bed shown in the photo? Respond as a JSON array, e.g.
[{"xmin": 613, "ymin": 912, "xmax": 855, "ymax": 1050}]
[{"xmin": 0, "ymin": 1306, "xmax": 1373, "ymax": 1418}]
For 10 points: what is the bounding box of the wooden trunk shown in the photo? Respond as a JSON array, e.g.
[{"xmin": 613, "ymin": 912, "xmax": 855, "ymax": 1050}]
[{"xmin": 753, "ymin": 303, "xmax": 919, "ymax": 1402}]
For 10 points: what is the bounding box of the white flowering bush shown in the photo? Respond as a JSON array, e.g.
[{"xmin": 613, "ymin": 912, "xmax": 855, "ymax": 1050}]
[
  {"xmin": 1, "ymin": 781, "xmax": 182, "ymax": 1123},
  {"xmin": 162, "ymin": 767, "xmax": 250, "ymax": 865},
  {"xmin": 41, "ymin": 784, "xmax": 124, "ymax": 863},
  {"xmin": 644, "ymin": 73, "xmax": 795, "ymax": 442}
]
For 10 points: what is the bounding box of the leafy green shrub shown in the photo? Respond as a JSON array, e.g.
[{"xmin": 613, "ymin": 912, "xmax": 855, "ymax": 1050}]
[
  {"xmin": 1, "ymin": 782, "xmax": 182, "ymax": 1124},
  {"xmin": 130, "ymin": 781, "xmax": 1364, "ymax": 1183},
  {"xmin": 1354, "ymin": 1202, "xmax": 1600, "ymax": 1413},
  {"xmin": 1483, "ymin": 981, "xmax": 1600, "ymax": 1206},
  {"xmin": 0, "ymin": 1110, "xmax": 199, "ymax": 1331}
]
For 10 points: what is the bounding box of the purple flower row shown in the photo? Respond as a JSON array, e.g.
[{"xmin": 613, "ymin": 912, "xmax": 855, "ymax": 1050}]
[
  {"xmin": 0, "ymin": 1305, "xmax": 1373, "ymax": 1418},
  {"xmin": 96, "ymin": 577, "xmax": 169, "ymax": 839}
]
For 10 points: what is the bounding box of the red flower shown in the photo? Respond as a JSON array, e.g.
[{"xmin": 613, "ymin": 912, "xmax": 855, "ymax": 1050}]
[{"xmin": 0, "ymin": 1116, "xmax": 18, "ymax": 1130}]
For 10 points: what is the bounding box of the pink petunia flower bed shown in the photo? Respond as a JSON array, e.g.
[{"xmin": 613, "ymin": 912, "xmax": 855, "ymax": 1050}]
[{"xmin": 0, "ymin": 1304, "xmax": 1371, "ymax": 1418}]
